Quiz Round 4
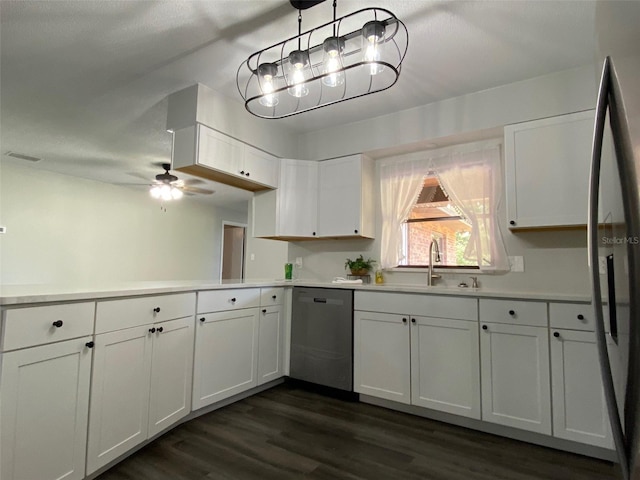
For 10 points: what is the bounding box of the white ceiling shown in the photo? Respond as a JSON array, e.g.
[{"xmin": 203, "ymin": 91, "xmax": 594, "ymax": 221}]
[{"xmin": 0, "ymin": 0, "xmax": 598, "ymax": 208}]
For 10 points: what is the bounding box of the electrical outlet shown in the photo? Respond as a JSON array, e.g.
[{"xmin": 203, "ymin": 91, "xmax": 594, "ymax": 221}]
[
  {"xmin": 598, "ymin": 256, "xmax": 607, "ymax": 275},
  {"xmin": 295, "ymin": 257, "xmax": 303, "ymax": 267},
  {"xmin": 250, "ymin": 253, "xmax": 255, "ymax": 261},
  {"xmin": 508, "ymin": 256, "xmax": 524, "ymax": 272},
  {"xmin": 0, "ymin": 226, "xmax": 5, "ymax": 234}
]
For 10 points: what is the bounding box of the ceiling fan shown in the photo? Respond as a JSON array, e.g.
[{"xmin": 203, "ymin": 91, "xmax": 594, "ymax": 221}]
[{"xmin": 149, "ymin": 163, "xmax": 214, "ymax": 200}]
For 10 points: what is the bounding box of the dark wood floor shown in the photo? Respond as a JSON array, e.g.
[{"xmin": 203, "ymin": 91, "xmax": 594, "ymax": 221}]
[{"xmin": 96, "ymin": 384, "xmax": 620, "ymax": 480}]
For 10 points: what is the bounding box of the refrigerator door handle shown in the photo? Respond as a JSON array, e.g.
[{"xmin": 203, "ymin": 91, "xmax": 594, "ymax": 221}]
[{"xmin": 588, "ymin": 55, "xmax": 629, "ymax": 479}]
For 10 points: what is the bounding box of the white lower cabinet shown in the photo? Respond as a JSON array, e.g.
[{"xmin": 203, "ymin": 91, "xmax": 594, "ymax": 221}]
[
  {"xmin": 480, "ymin": 322, "xmax": 552, "ymax": 434},
  {"xmin": 354, "ymin": 311, "xmax": 411, "ymax": 404},
  {"xmin": 257, "ymin": 305, "xmax": 284, "ymax": 385},
  {"xmin": 550, "ymin": 329, "xmax": 613, "ymax": 448},
  {"xmin": 411, "ymin": 316, "xmax": 481, "ymax": 419},
  {"xmin": 193, "ymin": 308, "xmax": 259, "ymax": 409},
  {"xmin": 87, "ymin": 317, "xmax": 194, "ymax": 474},
  {"xmin": 0, "ymin": 337, "xmax": 93, "ymax": 480}
]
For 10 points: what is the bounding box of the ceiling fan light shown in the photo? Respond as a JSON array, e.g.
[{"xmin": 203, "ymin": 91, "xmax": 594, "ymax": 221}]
[
  {"xmin": 171, "ymin": 187, "xmax": 183, "ymax": 199},
  {"xmin": 150, "ymin": 185, "xmax": 161, "ymax": 198}
]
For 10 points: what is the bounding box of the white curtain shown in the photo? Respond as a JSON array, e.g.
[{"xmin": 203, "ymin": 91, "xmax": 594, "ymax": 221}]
[
  {"xmin": 430, "ymin": 144, "xmax": 509, "ymax": 271},
  {"xmin": 379, "ymin": 141, "xmax": 509, "ymax": 271},
  {"xmin": 379, "ymin": 162, "xmax": 425, "ymax": 269}
]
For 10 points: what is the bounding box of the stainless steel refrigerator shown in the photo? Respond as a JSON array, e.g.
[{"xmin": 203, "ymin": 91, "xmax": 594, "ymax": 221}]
[{"xmin": 589, "ymin": 3, "xmax": 640, "ymax": 479}]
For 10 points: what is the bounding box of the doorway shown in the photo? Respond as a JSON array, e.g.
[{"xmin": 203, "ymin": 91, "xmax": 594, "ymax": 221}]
[{"xmin": 221, "ymin": 222, "xmax": 246, "ymax": 281}]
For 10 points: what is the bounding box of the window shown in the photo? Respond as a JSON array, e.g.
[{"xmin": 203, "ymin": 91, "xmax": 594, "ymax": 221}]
[{"xmin": 399, "ymin": 176, "xmax": 477, "ymax": 268}]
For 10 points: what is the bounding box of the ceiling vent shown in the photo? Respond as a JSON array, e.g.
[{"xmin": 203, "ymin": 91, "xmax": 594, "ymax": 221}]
[{"xmin": 5, "ymin": 151, "xmax": 42, "ymax": 162}]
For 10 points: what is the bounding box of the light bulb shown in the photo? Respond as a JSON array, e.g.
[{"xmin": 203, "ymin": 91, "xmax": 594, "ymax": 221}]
[
  {"xmin": 257, "ymin": 63, "xmax": 279, "ymax": 107},
  {"xmin": 362, "ymin": 21, "xmax": 385, "ymax": 76},
  {"xmin": 150, "ymin": 185, "xmax": 161, "ymax": 198},
  {"xmin": 171, "ymin": 187, "xmax": 183, "ymax": 200},
  {"xmin": 287, "ymin": 50, "xmax": 309, "ymax": 98},
  {"xmin": 160, "ymin": 184, "xmax": 172, "ymax": 201},
  {"xmin": 322, "ymin": 37, "xmax": 345, "ymax": 87}
]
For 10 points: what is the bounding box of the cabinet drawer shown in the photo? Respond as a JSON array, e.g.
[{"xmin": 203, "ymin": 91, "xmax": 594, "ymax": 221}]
[
  {"xmin": 354, "ymin": 291, "xmax": 477, "ymax": 321},
  {"xmin": 96, "ymin": 293, "xmax": 196, "ymax": 334},
  {"xmin": 2, "ymin": 302, "xmax": 95, "ymax": 351},
  {"xmin": 260, "ymin": 287, "xmax": 284, "ymax": 306},
  {"xmin": 479, "ymin": 299, "xmax": 547, "ymax": 327},
  {"xmin": 550, "ymin": 303, "xmax": 597, "ymax": 331},
  {"xmin": 197, "ymin": 288, "xmax": 260, "ymax": 314}
]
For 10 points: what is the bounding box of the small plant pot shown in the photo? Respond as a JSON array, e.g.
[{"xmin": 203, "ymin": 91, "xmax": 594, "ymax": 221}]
[{"xmin": 350, "ymin": 268, "xmax": 369, "ymax": 276}]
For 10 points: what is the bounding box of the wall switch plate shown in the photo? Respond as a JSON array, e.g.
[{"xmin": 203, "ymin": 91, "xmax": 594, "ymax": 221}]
[
  {"xmin": 0, "ymin": 226, "xmax": 5, "ymax": 234},
  {"xmin": 250, "ymin": 253, "xmax": 255, "ymax": 261},
  {"xmin": 508, "ymin": 256, "xmax": 524, "ymax": 272},
  {"xmin": 598, "ymin": 256, "xmax": 607, "ymax": 275}
]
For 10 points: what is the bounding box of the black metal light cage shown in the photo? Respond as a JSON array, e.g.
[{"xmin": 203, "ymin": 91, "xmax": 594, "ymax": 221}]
[{"xmin": 236, "ymin": 7, "xmax": 409, "ymax": 119}]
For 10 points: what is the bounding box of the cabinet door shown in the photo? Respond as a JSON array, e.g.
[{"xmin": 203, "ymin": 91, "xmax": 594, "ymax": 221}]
[
  {"xmin": 197, "ymin": 124, "xmax": 243, "ymax": 176},
  {"xmin": 257, "ymin": 306, "xmax": 284, "ymax": 385},
  {"xmin": 550, "ymin": 329, "xmax": 613, "ymax": 448},
  {"xmin": 278, "ymin": 159, "xmax": 318, "ymax": 237},
  {"xmin": 504, "ymin": 110, "xmax": 594, "ymax": 228},
  {"xmin": 87, "ymin": 326, "xmax": 153, "ymax": 474},
  {"xmin": 480, "ymin": 322, "xmax": 551, "ymax": 434},
  {"xmin": 354, "ymin": 311, "xmax": 411, "ymax": 404},
  {"xmin": 192, "ymin": 309, "xmax": 259, "ymax": 409},
  {"xmin": 317, "ymin": 155, "xmax": 362, "ymax": 237},
  {"xmin": 410, "ymin": 316, "xmax": 481, "ymax": 419},
  {"xmin": 243, "ymin": 144, "xmax": 279, "ymax": 188},
  {"xmin": 1, "ymin": 337, "xmax": 92, "ymax": 480},
  {"xmin": 148, "ymin": 317, "xmax": 195, "ymax": 438}
]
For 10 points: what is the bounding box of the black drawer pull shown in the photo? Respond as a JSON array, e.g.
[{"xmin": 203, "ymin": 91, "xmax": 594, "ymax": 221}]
[
  {"xmin": 354, "ymin": 229, "xmax": 358, "ymax": 234},
  {"xmin": 272, "ymin": 295, "xmax": 277, "ymax": 299},
  {"xmin": 240, "ymin": 170, "xmax": 245, "ymax": 175},
  {"xmin": 509, "ymin": 220, "xmax": 516, "ymax": 226},
  {"xmin": 157, "ymin": 326, "xmax": 164, "ymax": 333},
  {"xmin": 85, "ymin": 341, "xmax": 94, "ymax": 348},
  {"xmin": 482, "ymin": 325, "xmax": 488, "ymax": 330},
  {"xmin": 153, "ymin": 307, "xmax": 161, "ymax": 313},
  {"xmin": 262, "ymin": 309, "xmax": 267, "ymax": 313},
  {"xmin": 553, "ymin": 332, "xmax": 560, "ymax": 338},
  {"xmin": 402, "ymin": 318, "xmax": 407, "ymax": 323},
  {"xmin": 508, "ymin": 310, "xmax": 515, "ymax": 316},
  {"xmin": 149, "ymin": 327, "xmax": 156, "ymax": 333},
  {"xmin": 577, "ymin": 314, "xmax": 585, "ymax": 320},
  {"xmin": 200, "ymin": 317, "xmax": 206, "ymax": 322},
  {"xmin": 245, "ymin": 172, "xmax": 250, "ymax": 177},
  {"xmin": 52, "ymin": 320, "xmax": 64, "ymax": 328},
  {"xmin": 230, "ymin": 298, "xmax": 237, "ymax": 303},
  {"xmin": 411, "ymin": 318, "xmax": 416, "ymax": 323}
]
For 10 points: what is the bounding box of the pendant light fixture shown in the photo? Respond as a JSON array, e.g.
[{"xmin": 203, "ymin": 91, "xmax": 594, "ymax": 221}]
[{"xmin": 237, "ymin": 0, "xmax": 408, "ymax": 119}]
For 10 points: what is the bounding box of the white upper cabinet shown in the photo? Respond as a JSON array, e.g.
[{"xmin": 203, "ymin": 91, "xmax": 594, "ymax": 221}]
[
  {"xmin": 172, "ymin": 124, "xmax": 279, "ymax": 191},
  {"xmin": 504, "ymin": 110, "xmax": 595, "ymax": 229},
  {"xmin": 317, "ymin": 155, "xmax": 375, "ymax": 238},
  {"xmin": 252, "ymin": 155, "xmax": 375, "ymax": 240}
]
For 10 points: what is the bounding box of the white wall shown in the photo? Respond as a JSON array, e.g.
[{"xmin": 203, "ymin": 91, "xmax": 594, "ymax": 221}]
[
  {"xmin": 284, "ymin": 65, "xmax": 598, "ymax": 295},
  {"xmin": 0, "ymin": 162, "xmax": 247, "ymax": 287}
]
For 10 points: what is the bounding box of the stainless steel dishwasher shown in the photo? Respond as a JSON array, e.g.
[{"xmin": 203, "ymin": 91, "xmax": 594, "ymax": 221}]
[{"xmin": 290, "ymin": 287, "xmax": 354, "ymax": 392}]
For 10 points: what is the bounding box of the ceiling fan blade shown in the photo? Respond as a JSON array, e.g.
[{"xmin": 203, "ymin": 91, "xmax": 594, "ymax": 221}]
[
  {"xmin": 126, "ymin": 171, "xmax": 153, "ymax": 181},
  {"xmin": 182, "ymin": 178, "xmax": 205, "ymax": 186},
  {"xmin": 182, "ymin": 186, "xmax": 214, "ymax": 195}
]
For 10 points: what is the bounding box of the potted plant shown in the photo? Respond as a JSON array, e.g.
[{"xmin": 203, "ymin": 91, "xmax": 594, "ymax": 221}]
[{"xmin": 345, "ymin": 255, "xmax": 376, "ymax": 276}]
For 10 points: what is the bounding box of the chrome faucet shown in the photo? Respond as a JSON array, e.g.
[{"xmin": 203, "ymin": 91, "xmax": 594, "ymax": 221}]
[{"xmin": 427, "ymin": 239, "xmax": 442, "ymax": 286}]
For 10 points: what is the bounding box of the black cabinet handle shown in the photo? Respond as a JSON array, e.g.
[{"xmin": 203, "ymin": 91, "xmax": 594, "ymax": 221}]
[
  {"xmin": 240, "ymin": 170, "xmax": 245, "ymax": 175},
  {"xmin": 508, "ymin": 310, "xmax": 515, "ymax": 316},
  {"xmin": 354, "ymin": 229, "xmax": 358, "ymax": 234},
  {"xmin": 52, "ymin": 320, "xmax": 64, "ymax": 328},
  {"xmin": 411, "ymin": 318, "xmax": 416, "ymax": 323},
  {"xmin": 246, "ymin": 172, "xmax": 250, "ymax": 177},
  {"xmin": 230, "ymin": 297, "xmax": 236, "ymax": 303},
  {"xmin": 577, "ymin": 314, "xmax": 585, "ymax": 320},
  {"xmin": 85, "ymin": 341, "xmax": 94, "ymax": 348},
  {"xmin": 509, "ymin": 220, "xmax": 516, "ymax": 226},
  {"xmin": 402, "ymin": 318, "xmax": 407, "ymax": 323},
  {"xmin": 312, "ymin": 232, "xmax": 316, "ymax": 236},
  {"xmin": 153, "ymin": 307, "xmax": 161, "ymax": 313},
  {"xmin": 553, "ymin": 332, "xmax": 560, "ymax": 338},
  {"xmin": 149, "ymin": 327, "xmax": 156, "ymax": 333},
  {"xmin": 157, "ymin": 326, "xmax": 164, "ymax": 333},
  {"xmin": 482, "ymin": 325, "xmax": 488, "ymax": 330},
  {"xmin": 272, "ymin": 295, "xmax": 277, "ymax": 299},
  {"xmin": 262, "ymin": 309, "xmax": 267, "ymax": 313},
  {"xmin": 200, "ymin": 317, "xmax": 206, "ymax": 322}
]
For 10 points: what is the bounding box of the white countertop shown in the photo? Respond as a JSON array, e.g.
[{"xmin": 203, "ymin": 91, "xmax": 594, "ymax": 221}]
[{"xmin": 0, "ymin": 280, "xmax": 592, "ymax": 306}]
